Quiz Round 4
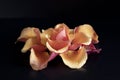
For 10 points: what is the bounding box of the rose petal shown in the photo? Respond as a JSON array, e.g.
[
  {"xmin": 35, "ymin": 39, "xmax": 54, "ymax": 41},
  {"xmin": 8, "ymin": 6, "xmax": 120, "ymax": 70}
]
[
  {"xmin": 30, "ymin": 48, "xmax": 49, "ymax": 71},
  {"xmin": 60, "ymin": 47, "xmax": 88, "ymax": 69},
  {"xmin": 76, "ymin": 24, "xmax": 99, "ymax": 44}
]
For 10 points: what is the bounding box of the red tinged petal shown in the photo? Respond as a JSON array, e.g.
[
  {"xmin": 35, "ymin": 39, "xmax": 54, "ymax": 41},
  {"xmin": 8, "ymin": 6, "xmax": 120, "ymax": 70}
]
[
  {"xmin": 56, "ymin": 27, "xmax": 68, "ymax": 41},
  {"xmin": 33, "ymin": 28, "xmax": 41, "ymax": 44},
  {"xmin": 47, "ymin": 39, "xmax": 69, "ymax": 50},
  {"xmin": 46, "ymin": 23, "xmax": 70, "ymax": 53},
  {"xmin": 46, "ymin": 39, "xmax": 70, "ymax": 53},
  {"xmin": 50, "ymin": 23, "xmax": 69, "ymax": 41},
  {"xmin": 31, "ymin": 45, "xmax": 46, "ymax": 52},
  {"xmin": 48, "ymin": 52, "xmax": 58, "ymax": 61},
  {"xmin": 30, "ymin": 48, "xmax": 49, "ymax": 71},
  {"xmin": 60, "ymin": 47, "xmax": 88, "ymax": 69}
]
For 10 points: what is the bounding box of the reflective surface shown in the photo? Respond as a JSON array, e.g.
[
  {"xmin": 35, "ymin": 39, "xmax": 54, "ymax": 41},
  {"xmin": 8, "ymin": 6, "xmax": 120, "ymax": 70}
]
[{"xmin": 0, "ymin": 18, "xmax": 120, "ymax": 80}]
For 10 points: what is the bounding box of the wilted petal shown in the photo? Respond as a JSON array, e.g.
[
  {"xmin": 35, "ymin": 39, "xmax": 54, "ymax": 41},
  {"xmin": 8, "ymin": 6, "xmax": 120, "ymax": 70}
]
[
  {"xmin": 60, "ymin": 47, "xmax": 87, "ymax": 69},
  {"xmin": 76, "ymin": 24, "xmax": 99, "ymax": 44},
  {"xmin": 30, "ymin": 48, "xmax": 49, "ymax": 71},
  {"xmin": 85, "ymin": 44, "xmax": 102, "ymax": 54}
]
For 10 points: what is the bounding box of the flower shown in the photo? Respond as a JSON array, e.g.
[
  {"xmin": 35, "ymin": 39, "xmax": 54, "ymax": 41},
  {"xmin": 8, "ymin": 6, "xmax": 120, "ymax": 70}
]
[{"xmin": 16, "ymin": 23, "xmax": 101, "ymax": 71}]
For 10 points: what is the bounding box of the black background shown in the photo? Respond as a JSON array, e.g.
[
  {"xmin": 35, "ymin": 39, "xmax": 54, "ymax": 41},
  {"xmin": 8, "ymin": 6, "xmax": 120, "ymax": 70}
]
[{"xmin": 0, "ymin": 0, "xmax": 120, "ymax": 80}]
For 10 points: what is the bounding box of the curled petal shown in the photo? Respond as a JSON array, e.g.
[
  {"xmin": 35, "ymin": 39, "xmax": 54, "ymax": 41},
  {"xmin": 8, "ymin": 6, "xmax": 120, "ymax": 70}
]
[
  {"xmin": 56, "ymin": 27, "xmax": 68, "ymax": 41},
  {"xmin": 76, "ymin": 24, "xmax": 99, "ymax": 44},
  {"xmin": 46, "ymin": 39, "xmax": 70, "ymax": 53},
  {"xmin": 30, "ymin": 48, "xmax": 49, "ymax": 71},
  {"xmin": 50, "ymin": 23, "xmax": 69, "ymax": 41},
  {"xmin": 68, "ymin": 29, "xmax": 74, "ymax": 41},
  {"xmin": 72, "ymin": 32, "xmax": 92, "ymax": 45},
  {"xmin": 40, "ymin": 28, "xmax": 54, "ymax": 45},
  {"xmin": 17, "ymin": 27, "xmax": 38, "ymax": 42},
  {"xmin": 60, "ymin": 47, "xmax": 87, "ymax": 69},
  {"xmin": 55, "ymin": 23, "xmax": 69, "ymax": 33},
  {"xmin": 21, "ymin": 38, "xmax": 36, "ymax": 53},
  {"xmin": 46, "ymin": 23, "xmax": 70, "ymax": 53}
]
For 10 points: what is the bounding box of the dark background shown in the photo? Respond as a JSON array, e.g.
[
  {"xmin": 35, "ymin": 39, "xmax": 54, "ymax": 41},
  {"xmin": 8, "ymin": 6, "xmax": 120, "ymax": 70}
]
[{"xmin": 0, "ymin": 0, "xmax": 120, "ymax": 80}]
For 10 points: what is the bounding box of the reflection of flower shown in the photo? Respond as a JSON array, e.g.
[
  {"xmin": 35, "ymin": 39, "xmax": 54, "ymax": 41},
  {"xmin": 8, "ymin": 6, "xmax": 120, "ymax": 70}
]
[{"xmin": 17, "ymin": 23, "xmax": 101, "ymax": 71}]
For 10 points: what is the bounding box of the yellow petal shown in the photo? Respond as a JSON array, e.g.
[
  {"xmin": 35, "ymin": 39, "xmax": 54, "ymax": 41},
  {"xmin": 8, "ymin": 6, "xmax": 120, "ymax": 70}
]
[
  {"xmin": 55, "ymin": 23, "xmax": 69, "ymax": 30},
  {"xmin": 72, "ymin": 32, "xmax": 92, "ymax": 45},
  {"xmin": 60, "ymin": 47, "xmax": 87, "ymax": 69},
  {"xmin": 68, "ymin": 29, "xmax": 74, "ymax": 41},
  {"xmin": 77, "ymin": 24, "xmax": 99, "ymax": 43},
  {"xmin": 40, "ymin": 28, "xmax": 54, "ymax": 45},
  {"xmin": 30, "ymin": 48, "xmax": 49, "ymax": 71},
  {"xmin": 21, "ymin": 38, "xmax": 37, "ymax": 53},
  {"xmin": 17, "ymin": 27, "xmax": 37, "ymax": 41}
]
